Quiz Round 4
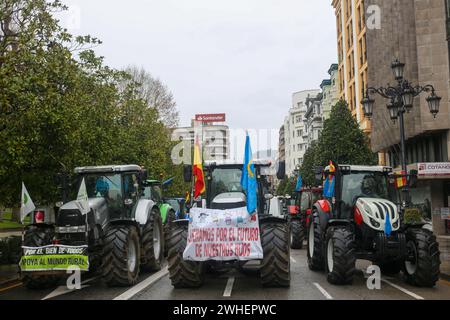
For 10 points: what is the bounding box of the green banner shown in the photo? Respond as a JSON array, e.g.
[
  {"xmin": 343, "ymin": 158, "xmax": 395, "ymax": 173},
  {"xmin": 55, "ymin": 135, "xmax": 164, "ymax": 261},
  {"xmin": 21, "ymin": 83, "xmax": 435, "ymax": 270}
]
[{"xmin": 20, "ymin": 245, "xmax": 89, "ymax": 272}]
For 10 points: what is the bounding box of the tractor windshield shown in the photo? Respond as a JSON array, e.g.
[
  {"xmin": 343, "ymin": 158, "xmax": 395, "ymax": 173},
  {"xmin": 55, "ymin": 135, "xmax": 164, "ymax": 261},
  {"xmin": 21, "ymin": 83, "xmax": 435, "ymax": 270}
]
[
  {"xmin": 80, "ymin": 173, "xmax": 123, "ymax": 200},
  {"xmin": 209, "ymin": 168, "xmax": 244, "ymax": 199},
  {"xmin": 341, "ymin": 171, "xmax": 389, "ymax": 206}
]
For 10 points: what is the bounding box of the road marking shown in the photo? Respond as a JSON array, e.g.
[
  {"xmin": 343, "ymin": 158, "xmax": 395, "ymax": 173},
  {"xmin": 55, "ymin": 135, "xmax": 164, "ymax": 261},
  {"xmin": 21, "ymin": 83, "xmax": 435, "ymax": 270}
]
[
  {"xmin": 290, "ymin": 257, "xmax": 297, "ymax": 263},
  {"xmin": 223, "ymin": 276, "xmax": 235, "ymax": 297},
  {"xmin": 313, "ymin": 282, "xmax": 333, "ymax": 300},
  {"xmin": 0, "ymin": 282, "xmax": 22, "ymax": 293},
  {"xmin": 381, "ymin": 278, "xmax": 424, "ymax": 300},
  {"xmin": 113, "ymin": 266, "xmax": 169, "ymax": 300},
  {"xmin": 42, "ymin": 275, "xmax": 100, "ymax": 300}
]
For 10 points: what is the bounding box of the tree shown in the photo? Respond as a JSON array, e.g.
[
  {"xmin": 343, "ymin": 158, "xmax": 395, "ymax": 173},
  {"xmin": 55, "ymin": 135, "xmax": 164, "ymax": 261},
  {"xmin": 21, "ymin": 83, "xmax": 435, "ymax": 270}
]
[
  {"xmin": 121, "ymin": 66, "xmax": 179, "ymax": 128},
  {"xmin": 299, "ymin": 141, "xmax": 320, "ymax": 187},
  {"xmin": 299, "ymin": 100, "xmax": 377, "ymax": 185},
  {"xmin": 0, "ymin": 1, "xmax": 186, "ymax": 220}
]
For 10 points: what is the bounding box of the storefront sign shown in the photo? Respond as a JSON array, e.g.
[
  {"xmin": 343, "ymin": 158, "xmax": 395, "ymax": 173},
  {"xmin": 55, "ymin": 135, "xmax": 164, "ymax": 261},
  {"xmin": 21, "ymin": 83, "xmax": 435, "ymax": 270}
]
[
  {"xmin": 417, "ymin": 163, "xmax": 450, "ymax": 177},
  {"xmin": 20, "ymin": 245, "xmax": 89, "ymax": 272},
  {"xmin": 441, "ymin": 208, "xmax": 450, "ymax": 220},
  {"xmin": 183, "ymin": 207, "xmax": 263, "ymax": 262}
]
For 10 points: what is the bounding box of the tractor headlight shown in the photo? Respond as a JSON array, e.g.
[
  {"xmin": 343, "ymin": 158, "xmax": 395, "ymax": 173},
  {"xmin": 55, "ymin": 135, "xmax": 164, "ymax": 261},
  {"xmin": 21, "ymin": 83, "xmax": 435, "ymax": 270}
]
[
  {"xmin": 370, "ymin": 218, "xmax": 380, "ymax": 228},
  {"xmin": 392, "ymin": 221, "xmax": 399, "ymax": 229}
]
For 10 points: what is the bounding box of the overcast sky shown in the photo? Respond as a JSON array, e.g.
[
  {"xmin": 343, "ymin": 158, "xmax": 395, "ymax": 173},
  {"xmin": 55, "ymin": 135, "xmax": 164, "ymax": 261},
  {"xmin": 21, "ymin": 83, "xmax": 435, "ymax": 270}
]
[{"xmin": 61, "ymin": 0, "xmax": 337, "ymax": 155}]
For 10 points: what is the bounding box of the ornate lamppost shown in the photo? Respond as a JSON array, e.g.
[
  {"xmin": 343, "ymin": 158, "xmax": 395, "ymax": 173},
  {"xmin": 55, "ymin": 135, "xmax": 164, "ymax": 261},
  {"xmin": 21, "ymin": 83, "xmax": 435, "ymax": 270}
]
[{"xmin": 361, "ymin": 59, "xmax": 441, "ymax": 203}]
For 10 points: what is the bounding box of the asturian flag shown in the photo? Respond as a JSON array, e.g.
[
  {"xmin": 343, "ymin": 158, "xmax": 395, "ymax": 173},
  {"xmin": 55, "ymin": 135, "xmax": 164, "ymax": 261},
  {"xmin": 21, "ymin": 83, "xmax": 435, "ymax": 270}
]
[
  {"xmin": 76, "ymin": 178, "xmax": 90, "ymax": 215},
  {"xmin": 20, "ymin": 182, "xmax": 36, "ymax": 223},
  {"xmin": 241, "ymin": 133, "xmax": 257, "ymax": 215}
]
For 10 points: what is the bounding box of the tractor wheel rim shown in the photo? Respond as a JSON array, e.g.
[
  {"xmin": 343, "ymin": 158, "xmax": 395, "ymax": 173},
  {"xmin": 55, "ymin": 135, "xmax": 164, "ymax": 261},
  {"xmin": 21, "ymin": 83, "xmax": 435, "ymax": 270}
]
[
  {"xmin": 153, "ymin": 222, "xmax": 161, "ymax": 259},
  {"xmin": 309, "ymin": 221, "xmax": 314, "ymax": 258},
  {"xmin": 405, "ymin": 240, "xmax": 418, "ymax": 275},
  {"xmin": 128, "ymin": 239, "xmax": 137, "ymax": 273},
  {"xmin": 327, "ymin": 238, "xmax": 334, "ymax": 272}
]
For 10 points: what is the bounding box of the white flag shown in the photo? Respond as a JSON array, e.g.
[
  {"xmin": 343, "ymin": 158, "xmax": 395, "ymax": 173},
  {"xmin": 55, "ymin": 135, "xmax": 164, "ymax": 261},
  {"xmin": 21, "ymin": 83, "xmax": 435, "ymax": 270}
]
[
  {"xmin": 76, "ymin": 178, "xmax": 90, "ymax": 215},
  {"xmin": 21, "ymin": 182, "xmax": 36, "ymax": 223}
]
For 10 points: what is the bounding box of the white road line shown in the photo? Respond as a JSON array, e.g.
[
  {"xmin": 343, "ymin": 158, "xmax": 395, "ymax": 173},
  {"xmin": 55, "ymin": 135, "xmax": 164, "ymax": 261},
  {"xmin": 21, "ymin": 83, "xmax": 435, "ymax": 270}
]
[
  {"xmin": 223, "ymin": 276, "xmax": 235, "ymax": 297},
  {"xmin": 113, "ymin": 266, "xmax": 169, "ymax": 300},
  {"xmin": 42, "ymin": 276, "xmax": 100, "ymax": 300},
  {"xmin": 290, "ymin": 256, "xmax": 297, "ymax": 263},
  {"xmin": 382, "ymin": 278, "xmax": 424, "ymax": 300},
  {"xmin": 313, "ymin": 282, "xmax": 333, "ymax": 300}
]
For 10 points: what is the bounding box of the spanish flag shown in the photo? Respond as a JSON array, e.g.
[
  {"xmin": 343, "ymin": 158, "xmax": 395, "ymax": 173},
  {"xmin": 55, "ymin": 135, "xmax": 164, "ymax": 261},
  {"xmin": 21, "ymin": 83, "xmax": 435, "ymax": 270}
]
[
  {"xmin": 395, "ymin": 171, "xmax": 407, "ymax": 189},
  {"xmin": 193, "ymin": 140, "xmax": 205, "ymax": 198}
]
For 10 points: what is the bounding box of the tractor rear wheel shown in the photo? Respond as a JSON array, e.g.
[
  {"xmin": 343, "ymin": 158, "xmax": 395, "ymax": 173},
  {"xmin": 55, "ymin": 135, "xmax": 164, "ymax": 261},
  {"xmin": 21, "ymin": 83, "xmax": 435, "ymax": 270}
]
[
  {"xmin": 403, "ymin": 228, "xmax": 440, "ymax": 287},
  {"xmin": 102, "ymin": 224, "xmax": 140, "ymax": 287},
  {"xmin": 307, "ymin": 214, "xmax": 324, "ymax": 271},
  {"xmin": 325, "ymin": 226, "xmax": 355, "ymax": 285},
  {"xmin": 260, "ymin": 220, "xmax": 290, "ymax": 287},
  {"xmin": 22, "ymin": 225, "xmax": 59, "ymax": 289},
  {"xmin": 167, "ymin": 222, "xmax": 203, "ymax": 288},
  {"xmin": 141, "ymin": 208, "xmax": 164, "ymax": 272},
  {"xmin": 290, "ymin": 219, "xmax": 305, "ymax": 249}
]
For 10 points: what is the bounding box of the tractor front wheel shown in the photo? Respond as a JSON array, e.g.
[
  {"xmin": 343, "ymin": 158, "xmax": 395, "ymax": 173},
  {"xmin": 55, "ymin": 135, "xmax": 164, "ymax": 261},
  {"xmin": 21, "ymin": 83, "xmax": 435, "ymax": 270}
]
[
  {"xmin": 290, "ymin": 219, "xmax": 305, "ymax": 249},
  {"xmin": 141, "ymin": 208, "xmax": 164, "ymax": 272},
  {"xmin": 403, "ymin": 228, "xmax": 440, "ymax": 287},
  {"xmin": 260, "ymin": 220, "xmax": 290, "ymax": 287},
  {"xmin": 307, "ymin": 214, "xmax": 324, "ymax": 271},
  {"xmin": 325, "ymin": 226, "xmax": 355, "ymax": 285},
  {"xmin": 102, "ymin": 225, "xmax": 140, "ymax": 287},
  {"xmin": 167, "ymin": 223, "xmax": 203, "ymax": 288}
]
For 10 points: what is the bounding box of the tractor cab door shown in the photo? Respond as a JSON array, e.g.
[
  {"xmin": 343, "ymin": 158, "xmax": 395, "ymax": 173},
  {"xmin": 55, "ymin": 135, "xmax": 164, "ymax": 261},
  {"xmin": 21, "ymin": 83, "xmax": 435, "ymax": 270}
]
[{"xmin": 122, "ymin": 172, "xmax": 140, "ymax": 218}]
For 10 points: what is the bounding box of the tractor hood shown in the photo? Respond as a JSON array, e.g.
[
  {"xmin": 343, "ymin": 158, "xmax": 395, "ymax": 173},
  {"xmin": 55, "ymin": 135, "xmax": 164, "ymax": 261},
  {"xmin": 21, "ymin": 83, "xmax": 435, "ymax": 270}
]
[
  {"xmin": 59, "ymin": 197, "xmax": 107, "ymax": 213},
  {"xmin": 56, "ymin": 198, "xmax": 107, "ymax": 227},
  {"xmin": 355, "ymin": 198, "xmax": 400, "ymax": 233},
  {"xmin": 211, "ymin": 192, "xmax": 246, "ymax": 210}
]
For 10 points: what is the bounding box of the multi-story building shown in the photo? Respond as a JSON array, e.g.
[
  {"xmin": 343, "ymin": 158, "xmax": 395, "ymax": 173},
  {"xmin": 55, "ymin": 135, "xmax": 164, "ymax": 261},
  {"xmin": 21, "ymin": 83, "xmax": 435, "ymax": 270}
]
[
  {"xmin": 283, "ymin": 90, "xmax": 321, "ymax": 176},
  {"xmin": 172, "ymin": 120, "xmax": 230, "ymax": 161},
  {"xmin": 321, "ymin": 64, "xmax": 340, "ymax": 119},
  {"xmin": 332, "ymin": 0, "xmax": 370, "ymax": 133},
  {"xmin": 278, "ymin": 125, "xmax": 286, "ymax": 163},
  {"xmin": 364, "ymin": 0, "xmax": 450, "ymax": 274},
  {"xmin": 304, "ymin": 93, "xmax": 324, "ymax": 147}
]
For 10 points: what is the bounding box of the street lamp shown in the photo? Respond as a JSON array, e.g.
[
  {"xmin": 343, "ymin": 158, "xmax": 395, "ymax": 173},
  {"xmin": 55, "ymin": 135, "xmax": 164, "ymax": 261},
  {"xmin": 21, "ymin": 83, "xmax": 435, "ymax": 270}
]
[{"xmin": 361, "ymin": 59, "xmax": 442, "ymax": 204}]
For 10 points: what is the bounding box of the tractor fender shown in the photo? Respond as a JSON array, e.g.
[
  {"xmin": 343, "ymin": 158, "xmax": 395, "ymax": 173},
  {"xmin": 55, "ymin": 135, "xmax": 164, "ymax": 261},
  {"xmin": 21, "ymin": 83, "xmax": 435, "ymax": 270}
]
[
  {"xmin": 259, "ymin": 215, "xmax": 287, "ymax": 225},
  {"xmin": 135, "ymin": 199, "xmax": 156, "ymax": 225},
  {"xmin": 313, "ymin": 200, "xmax": 332, "ymax": 232},
  {"xmin": 159, "ymin": 203, "xmax": 175, "ymax": 224}
]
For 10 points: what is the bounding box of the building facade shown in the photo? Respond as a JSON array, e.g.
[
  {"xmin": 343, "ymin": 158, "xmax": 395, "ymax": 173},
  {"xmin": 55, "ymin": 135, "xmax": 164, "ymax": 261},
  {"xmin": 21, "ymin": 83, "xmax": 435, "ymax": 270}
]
[
  {"xmin": 364, "ymin": 0, "xmax": 450, "ymax": 274},
  {"xmin": 172, "ymin": 121, "xmax": 230, "ymax": 161},
  {"xmin": 332, "ymin": 0, "xmax": 370, "ymax": 133},
  {"xmin": 304, "ymin": 93, "xmax": 324, "ymax": 147},
  {"xmin": 321, "ymin": 64, "xmax": 340, "ymax": 119},
  {"xmin": 283, "ymin": 90, "xmax": 321, "ymax": 176}
]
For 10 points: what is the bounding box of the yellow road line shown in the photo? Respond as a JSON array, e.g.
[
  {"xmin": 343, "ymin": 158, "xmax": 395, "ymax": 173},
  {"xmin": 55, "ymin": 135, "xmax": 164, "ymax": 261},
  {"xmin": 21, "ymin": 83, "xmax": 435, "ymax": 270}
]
[{"xmin": 0, "ymin": 282, "xmax": 22, "ymax": 293}]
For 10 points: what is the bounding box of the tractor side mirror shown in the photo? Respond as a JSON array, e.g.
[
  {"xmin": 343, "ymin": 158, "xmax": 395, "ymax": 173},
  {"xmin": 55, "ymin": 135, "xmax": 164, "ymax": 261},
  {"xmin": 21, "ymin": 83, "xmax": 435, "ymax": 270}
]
[
  {"xmin": 264, "ymin": 193, "xmax": 274, "ymax": 200},
  {"xmin": 276, "ymin": 161, "xmax": 286, "ymax": 180},
  {"xmin": 183, "ymin": 165, "xmax": 192, "ymax": 183}
]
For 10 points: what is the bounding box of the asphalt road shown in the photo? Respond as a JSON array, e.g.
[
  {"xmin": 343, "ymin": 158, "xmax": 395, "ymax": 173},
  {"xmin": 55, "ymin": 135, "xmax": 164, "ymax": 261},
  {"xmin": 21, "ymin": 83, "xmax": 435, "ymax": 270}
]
[{"xmin": 1, "ymin": 246, "xmax": 450, "ymax": 300}]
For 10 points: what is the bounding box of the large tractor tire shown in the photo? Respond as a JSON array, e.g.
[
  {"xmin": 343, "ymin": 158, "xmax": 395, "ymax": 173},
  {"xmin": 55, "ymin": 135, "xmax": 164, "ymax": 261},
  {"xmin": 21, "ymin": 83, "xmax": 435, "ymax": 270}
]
[
  {"xmin": 102, "ymin": 224, "xmax": 140, "ymax": 287},
  {"xmin": 403, "ymin": 228, "xmax": 440, "ymax": 287},
  {"xmin": 325, "ymin": 226, "xmax": 355, "ymax": 285},
  {"xmin": 22, "ymin": 225, "xmax": 60, "ymax": 289},
  {"xmin": 167, "ymin": 222, "xmax": 203, "ymax": 288},
  {"xmin": 290, "ymin": 219, "xmax": 305, "ymax": 249},
  {"xmin": 141, "ymin": 208, "xmax": 164, "ymax": 272},
  {"xmin": 260, "ymin": 220, "xmax": 290, "ymax": 287},
  {"xmin": 307, "ymin": 214, "xmax": 324, "ymax": 271},
  {"xmin": 164, "ymin": 209, "xmax": 177, "ymax": 257}
]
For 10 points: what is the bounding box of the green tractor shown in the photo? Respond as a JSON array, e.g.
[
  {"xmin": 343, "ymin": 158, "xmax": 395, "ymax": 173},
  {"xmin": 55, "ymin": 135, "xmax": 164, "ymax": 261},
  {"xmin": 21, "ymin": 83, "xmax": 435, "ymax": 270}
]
[{"xmin": 142, "ymin": 179, "xmax": 177, "ymax": 255}]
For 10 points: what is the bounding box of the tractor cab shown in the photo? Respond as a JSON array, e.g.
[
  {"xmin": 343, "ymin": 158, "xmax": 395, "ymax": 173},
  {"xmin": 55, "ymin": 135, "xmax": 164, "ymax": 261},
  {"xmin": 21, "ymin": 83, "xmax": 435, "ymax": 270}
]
[{"xmin": 201, "ymin": 160, "xmax": 273, "ymax": 213}]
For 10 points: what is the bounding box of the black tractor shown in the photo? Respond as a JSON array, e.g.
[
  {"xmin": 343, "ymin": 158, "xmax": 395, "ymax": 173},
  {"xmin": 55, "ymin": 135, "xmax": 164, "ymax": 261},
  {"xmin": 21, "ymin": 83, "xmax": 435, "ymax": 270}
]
[
  {"xmin": 307, "ymin": 163, "xmax": 440, "ymax": 287},
  {"xmin": 166, "ymin": 160, "xmax": 291, "ymax": 288},
  {"xmin": 20, "ymin": 165, "xmax": 164, "ymax": 289}
]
